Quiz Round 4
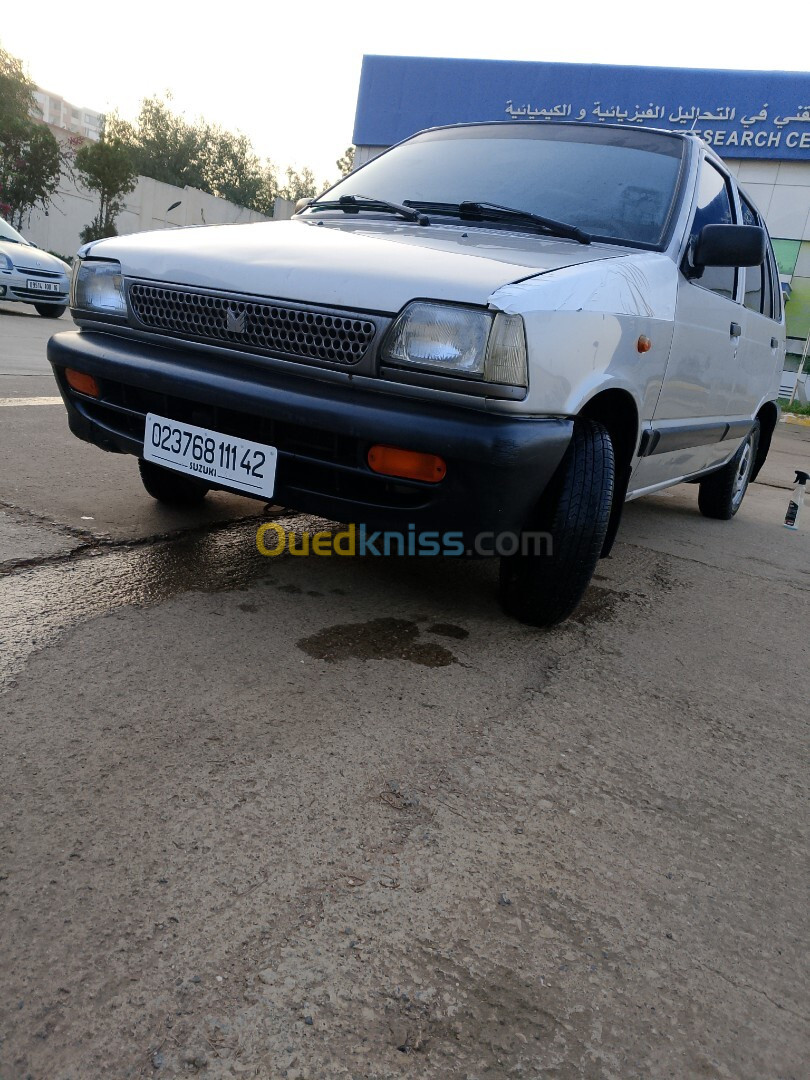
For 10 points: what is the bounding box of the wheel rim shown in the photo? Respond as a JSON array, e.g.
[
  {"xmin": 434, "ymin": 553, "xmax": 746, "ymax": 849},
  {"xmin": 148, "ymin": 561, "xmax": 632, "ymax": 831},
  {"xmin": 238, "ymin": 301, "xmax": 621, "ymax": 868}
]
[{"xmin": 731, "ymin": 436, "xmax": 753, "ymax": 510}]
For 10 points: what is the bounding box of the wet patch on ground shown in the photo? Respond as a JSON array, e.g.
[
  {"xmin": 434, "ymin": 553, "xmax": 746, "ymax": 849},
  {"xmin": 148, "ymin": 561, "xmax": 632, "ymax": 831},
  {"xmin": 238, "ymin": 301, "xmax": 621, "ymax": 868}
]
[
  {"xmin": 0, "ymin": 519, "xmax": 278, "ymax": 689},
  {"xmin": 297, "ymin": 617, "xmax": 458, "ymax": 667},
  {"xmin": 426, "ymin": 622, "xmax": 469, "ymax": 640}
]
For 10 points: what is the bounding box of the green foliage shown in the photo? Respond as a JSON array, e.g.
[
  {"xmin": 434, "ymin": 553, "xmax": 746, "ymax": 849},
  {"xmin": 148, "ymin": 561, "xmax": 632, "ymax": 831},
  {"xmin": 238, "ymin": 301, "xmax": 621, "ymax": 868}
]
[
  {"xmin": 279, "ymin": 166, "xmax": 320, "ymax": 203},
  {"xmin": 778, "ymin": 397, "xmax": 810, "ymax": 416},
  {"xmin": 107, "ymin": 95, "xmax": 280, "ymax": 214},
  {"xmin": 336, "ymin": 146, "xmax": 355, "ymax": 176},
  {"xmin": 75, "ymin": 134, "xmax": 136, "ymax": 243},
  {"xmin": 0, "ymin": 44, "xmax": 35, "ymax": 135},
  {"xmin": 204, "ymin": 126, "xmax": 266, "ymax": 210},
  {"xmin": 107, "ymin": 96, "xmax": 207, "ymax": 191},
  {"xmin": 1, "ymin": 61, "xmax": 342, "ymax": 223},
  {"xmin": 106, "ymin": 94, "xmax": 335, "ymax": 216},
  {"xmin": 0, "ymin": 44, "xmax": 65, "ymax": 225}
]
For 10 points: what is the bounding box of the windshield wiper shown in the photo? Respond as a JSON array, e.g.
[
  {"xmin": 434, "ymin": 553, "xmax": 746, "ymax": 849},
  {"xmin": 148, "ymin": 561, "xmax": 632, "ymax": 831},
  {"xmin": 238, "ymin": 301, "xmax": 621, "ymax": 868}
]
[
  {"xmin": 404, "ymin": 200, "xmax": 591, "ymax": 244},
  {"xmin": 310, "ymin": 194, "xmax": 430, "ymax": 226},
  {"xmin": 0, "ymin": 236, "xmax": 21, "ymax": 244}
]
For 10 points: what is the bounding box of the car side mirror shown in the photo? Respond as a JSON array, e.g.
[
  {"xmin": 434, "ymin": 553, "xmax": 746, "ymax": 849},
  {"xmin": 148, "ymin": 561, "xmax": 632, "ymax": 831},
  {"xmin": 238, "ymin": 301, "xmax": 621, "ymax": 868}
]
[
  {"xmin": 693, "ymin": 224, "xmax": 765, "ymax": 269},
  {"xmin": 294, "ymin": 198, "xmax": 314, "ymax": 214}
]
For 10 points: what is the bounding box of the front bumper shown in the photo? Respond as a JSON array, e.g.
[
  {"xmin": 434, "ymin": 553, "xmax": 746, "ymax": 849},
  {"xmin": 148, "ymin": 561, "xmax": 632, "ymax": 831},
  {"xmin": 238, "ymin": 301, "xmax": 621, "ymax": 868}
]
[
  {"xmin": 1, "ymin": 268, "xmax": 69, "ymax": 305},
  {"xmin": 48, "ymin": 330, "xmax": 573, "ymax": 539}
]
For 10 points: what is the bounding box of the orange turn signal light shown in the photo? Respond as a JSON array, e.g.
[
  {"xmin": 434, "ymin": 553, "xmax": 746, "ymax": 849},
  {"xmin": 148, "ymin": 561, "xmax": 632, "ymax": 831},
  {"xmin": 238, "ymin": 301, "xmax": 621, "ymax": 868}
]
[
  {"xmin": 368, "ymin": 445, "xmax": 447, "ymax": 483},
  {"xmin": 637, "ymin": 335, "xmax": 652, "ymax": 353},
  {"xmin": 65, "ymin": 368, "xmax": 100, "ymax": 398}
]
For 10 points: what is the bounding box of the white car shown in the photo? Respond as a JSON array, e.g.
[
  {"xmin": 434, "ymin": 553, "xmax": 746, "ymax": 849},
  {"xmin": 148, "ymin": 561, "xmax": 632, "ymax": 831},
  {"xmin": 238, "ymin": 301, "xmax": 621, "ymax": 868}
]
[
  {"xmin": 0, "ymin": 216, "xmax": 70, "ymax": 318},
  {"xmin": 49, "ymin": 122, "xmax": 785, "ymax": 624}
]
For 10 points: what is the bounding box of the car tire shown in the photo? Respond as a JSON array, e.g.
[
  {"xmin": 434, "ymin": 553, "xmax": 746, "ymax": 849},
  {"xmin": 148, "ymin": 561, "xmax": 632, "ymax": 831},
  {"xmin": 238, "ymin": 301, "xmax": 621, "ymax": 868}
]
[
  {"xmin": 34, "ymin": 304, "xmax": 66, "ymax": 318},
  {"xmin": 697, "ymin": 420, "xmax": 759, "ymax": 520},
  {"xmin": 138, "ymin": 458, "xmax": 210, "ymax": 506},
  {"xmin": 499, "ymin": 420, "xmax": 615, "ymax": 627}
]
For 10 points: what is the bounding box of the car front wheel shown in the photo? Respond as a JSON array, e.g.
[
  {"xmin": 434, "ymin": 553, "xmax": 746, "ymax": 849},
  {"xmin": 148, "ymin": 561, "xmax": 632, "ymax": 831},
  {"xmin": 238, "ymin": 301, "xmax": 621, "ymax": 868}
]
[
  {"xmin": 499, "ymin": 420, "xmax": 615, "ymax": 627},
  {"xmin": 34, "ymin": 303, "xmax": 66, "ymax": 318},
  {"xmin": 698, "ymin": 420, "xmax": 760, "ymax": 520},
  {"xmin": 138, "ymin": 458, "xmax": 210, "ymax": 506}
]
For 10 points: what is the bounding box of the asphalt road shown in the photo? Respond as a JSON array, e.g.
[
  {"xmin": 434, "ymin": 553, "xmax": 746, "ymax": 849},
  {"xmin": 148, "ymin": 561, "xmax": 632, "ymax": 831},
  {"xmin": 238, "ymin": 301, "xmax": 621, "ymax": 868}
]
[{"xmin": 1, "ymin": 300, "xmax": 808, "ymax": 1079}]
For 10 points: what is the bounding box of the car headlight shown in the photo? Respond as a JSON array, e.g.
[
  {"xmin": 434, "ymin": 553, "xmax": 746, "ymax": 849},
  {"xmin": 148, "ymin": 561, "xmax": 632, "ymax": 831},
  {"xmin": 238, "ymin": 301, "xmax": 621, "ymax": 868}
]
[
  {"xmin": 382, "ymin": 301, "xmax": 527, "ymax": 387},
  {"xmin": 0, "ymin": 253, "xmax": 13, "ymax": 272},
  {"xmin": 72, "ymin": 260, "xmax": 126, "ymax": 315}
]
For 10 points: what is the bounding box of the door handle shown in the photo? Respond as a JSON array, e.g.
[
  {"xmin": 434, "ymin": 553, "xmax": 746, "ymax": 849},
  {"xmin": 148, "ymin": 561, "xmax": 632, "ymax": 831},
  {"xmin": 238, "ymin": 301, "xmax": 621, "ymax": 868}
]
[
  {"xmin": 771, "ymin": 337, "xmax": 779, "ymax": 349},
  {"xmin": 730, "ymin": 322, "xmax": 742, "ymax": 338}
]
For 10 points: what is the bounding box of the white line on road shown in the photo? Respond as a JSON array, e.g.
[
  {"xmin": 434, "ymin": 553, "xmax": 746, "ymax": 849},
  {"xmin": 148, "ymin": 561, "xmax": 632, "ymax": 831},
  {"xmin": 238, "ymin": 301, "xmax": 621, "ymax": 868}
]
[{"xmin": 0, "ymin": 397, "xmax": 63, "ymax": 407}]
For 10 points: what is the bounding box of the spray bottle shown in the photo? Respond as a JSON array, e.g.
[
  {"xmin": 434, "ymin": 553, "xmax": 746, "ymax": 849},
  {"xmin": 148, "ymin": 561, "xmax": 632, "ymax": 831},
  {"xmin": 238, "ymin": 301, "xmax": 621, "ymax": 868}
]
[{"xmin": 784, "ymin": 470, "xmax": 809, "ymax": 530}]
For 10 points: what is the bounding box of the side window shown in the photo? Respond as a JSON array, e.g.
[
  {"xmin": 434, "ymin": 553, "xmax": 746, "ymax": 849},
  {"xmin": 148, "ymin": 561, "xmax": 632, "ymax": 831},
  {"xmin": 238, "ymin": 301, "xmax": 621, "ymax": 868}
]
[
  {"xmin": 740, "ymin": 196, "xmax": 768, "ymax": 316},
  {"xmin": 768, "ymin": 246, "xmax": 782, "ymax": 322},
  {"xmin": 688, "ymin": 160, "xmax": 737, "ymax": 300},
  {"xmin": 761, "ymin": 245, "xmax": 774, "ymax": 320}
]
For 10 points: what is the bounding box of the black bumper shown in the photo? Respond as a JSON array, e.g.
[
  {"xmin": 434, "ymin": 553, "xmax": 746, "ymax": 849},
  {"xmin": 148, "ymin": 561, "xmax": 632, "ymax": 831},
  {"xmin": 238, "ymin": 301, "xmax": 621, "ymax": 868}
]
[{"xmin": 48, "ymin": 330, "xmax": 573, "ymax": 539}]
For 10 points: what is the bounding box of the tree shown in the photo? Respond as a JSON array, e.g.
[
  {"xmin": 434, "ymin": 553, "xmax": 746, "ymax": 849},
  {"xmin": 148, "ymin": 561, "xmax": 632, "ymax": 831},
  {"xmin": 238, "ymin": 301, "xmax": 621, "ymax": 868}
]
[
  {"xmin": 336, "ymin": 146, "xmax": 355, "ymax": 176},
  {"xmin": 113, "ymin": 94, "xmax": 324, "ymax": 216},
  {"xmin": 0, "ymin": 45, "xmax": 35, "ymax": 136},
  {"xmin": 109, "ymin": 95, "xmax": 270, "ymax": 209},
  {"xmin": 251, "ymin": 163, "xmax": 280, "ymax": 217},
  {"xmin": 1, "ymin": 124, "xmax": 63, "ymax": 228},
  {"xmin": 0, "ymin": 45, "xmax": 65, "ymax": 225},
  {"xmin": 279, "ymin": 166, "xmax": 320, "ymax": 204},
  {"xmin": 203, "ymin": 126, "xmax": 266, "ymax": 209},
  {"xmin": 106, "ymin": 93, "xmax": 322, "ymax": 217},
  {"xmin": 75, "ymin": 134, "xmax": 136, "ymax": 243},
  {"xmin": 109, "ymin": 95, "xmax": 208, "ymax": 192}
]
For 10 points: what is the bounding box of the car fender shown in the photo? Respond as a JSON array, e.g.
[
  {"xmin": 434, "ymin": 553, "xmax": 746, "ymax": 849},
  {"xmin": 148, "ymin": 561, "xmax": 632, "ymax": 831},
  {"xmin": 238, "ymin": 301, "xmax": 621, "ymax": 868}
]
[{"xmin": 489, "ymin": 253, "xmax": 678, "ymax": 420}]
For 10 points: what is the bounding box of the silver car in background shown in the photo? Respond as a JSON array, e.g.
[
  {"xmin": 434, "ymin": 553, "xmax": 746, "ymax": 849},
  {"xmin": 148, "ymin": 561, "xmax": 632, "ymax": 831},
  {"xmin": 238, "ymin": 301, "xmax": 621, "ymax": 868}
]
[{"xmin": 0, "ymin": 216, "xmax": 70, "ymax": 318}]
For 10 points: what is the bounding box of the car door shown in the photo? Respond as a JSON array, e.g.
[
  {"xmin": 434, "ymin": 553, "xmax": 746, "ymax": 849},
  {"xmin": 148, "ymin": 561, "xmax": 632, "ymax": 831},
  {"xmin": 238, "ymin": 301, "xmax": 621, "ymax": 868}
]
[
  {"xmin": 728, "ymin": 194, "xmax": 785, "ymax": 418},
  {"xmin": 634, "ymin": 158, "xmax": 745, "ymax": 491}
]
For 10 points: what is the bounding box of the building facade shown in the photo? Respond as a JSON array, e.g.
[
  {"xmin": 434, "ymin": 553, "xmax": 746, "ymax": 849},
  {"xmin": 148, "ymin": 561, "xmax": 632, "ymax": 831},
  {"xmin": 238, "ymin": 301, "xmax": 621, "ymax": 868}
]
[
  {"xmin": 32, "ymin": 88, "xmax": 103, "ymax": 141},
  {"xmin": 352, "ymin": 57, "xmax": 810, "ymax": 365}
]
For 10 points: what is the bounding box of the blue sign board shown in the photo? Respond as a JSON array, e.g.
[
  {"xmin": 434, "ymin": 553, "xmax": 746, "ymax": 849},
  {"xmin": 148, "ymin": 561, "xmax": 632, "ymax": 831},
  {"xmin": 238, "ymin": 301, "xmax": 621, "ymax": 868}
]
[{"xmin": 353, "ymin": 56, "xmax": 810, "ymax": 160}]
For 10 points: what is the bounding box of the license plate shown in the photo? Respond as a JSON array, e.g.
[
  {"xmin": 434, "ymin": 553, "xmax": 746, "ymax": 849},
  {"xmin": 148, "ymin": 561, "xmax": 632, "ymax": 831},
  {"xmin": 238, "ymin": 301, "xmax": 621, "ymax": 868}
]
[
  {"xmin": 27, "ymin": 279, "xmax": 60, "ymax": 292},
  {"xmin": 144, "ymin": 413, "xmax": 277, "ymax": 499}
]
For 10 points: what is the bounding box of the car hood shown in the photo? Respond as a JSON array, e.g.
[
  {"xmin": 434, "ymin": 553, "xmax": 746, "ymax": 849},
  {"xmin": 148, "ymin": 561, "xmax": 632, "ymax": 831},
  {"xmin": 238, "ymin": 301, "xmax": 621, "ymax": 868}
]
[
  {"xmin": 0, "ymin": 240, "xmax": 69, "ymax": 274},
  {"xmin": 84, "ymin": 218, "xmax": 629, "ymax": 312}
]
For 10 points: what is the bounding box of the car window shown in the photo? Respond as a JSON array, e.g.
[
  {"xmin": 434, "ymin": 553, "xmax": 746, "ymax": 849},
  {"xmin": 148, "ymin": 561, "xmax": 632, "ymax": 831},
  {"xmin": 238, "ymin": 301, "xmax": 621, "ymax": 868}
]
[
  {"xmin": 768, "ymin": 246, "xmax": 782, "ymax": 322},
  {"xmin": 764, "ymin": 249, "xmax": 777, "ymax": 319},
  {"xmin": 0, "ymin": 216, "xmax": 30, "ymax": 245},
  {"xmin": 740, "ymin": 196, "xmax": 768, "ymax": 316},
  {"xmin": 689, "ymin": 160, "xmax": 737, "ymax": 300},
  {"xmin": 315, "ymin": 125, "xmax": 686, "ymax": 248}
]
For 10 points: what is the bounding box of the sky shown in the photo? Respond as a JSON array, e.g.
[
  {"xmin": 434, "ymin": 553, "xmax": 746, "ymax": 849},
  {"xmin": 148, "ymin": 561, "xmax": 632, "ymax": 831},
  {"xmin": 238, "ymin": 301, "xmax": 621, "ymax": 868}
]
[{"xmin": 2, "ymin": 0, "xmax": 806, "ymax": 184}]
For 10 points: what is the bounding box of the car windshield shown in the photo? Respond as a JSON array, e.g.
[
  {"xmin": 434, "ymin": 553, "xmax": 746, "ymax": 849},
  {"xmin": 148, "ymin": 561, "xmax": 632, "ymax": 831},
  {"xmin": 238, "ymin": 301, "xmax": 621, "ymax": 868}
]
[
  {"xmin": 0, "ymin": 216, "xmax": 29, "ymax": 245},
  {"xmin": 312, "ymin": 124, "xmax": 686, "ymax": 248}
]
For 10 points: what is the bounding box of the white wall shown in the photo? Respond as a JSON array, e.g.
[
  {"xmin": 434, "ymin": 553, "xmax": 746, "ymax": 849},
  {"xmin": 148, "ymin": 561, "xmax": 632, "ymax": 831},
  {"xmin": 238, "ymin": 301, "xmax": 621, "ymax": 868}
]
[
  {"xmin": 22, "ymin": 171, "xmax": 270, "ymax": 259},
  {"xmin": 354, "ymin": 146, "xmax": 386, "ymax": 169},
  {"xmin": 724, "ymin": 159, "xmax": 810, "ymax": 242},
  {"xmin": 272, "ymin": 196, "xmax": 296, "ymax": 221}
]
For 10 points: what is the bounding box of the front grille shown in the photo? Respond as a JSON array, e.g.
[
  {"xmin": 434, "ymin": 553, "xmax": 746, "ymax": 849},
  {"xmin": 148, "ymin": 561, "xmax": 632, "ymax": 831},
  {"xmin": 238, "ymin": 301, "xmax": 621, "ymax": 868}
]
[
  {"xmin": 11, "ymin": 287, "xmax": 68, "ymax": 300},
  {"xmin": 128, "ymin": 283, "xmax": 378, "ymax": 367},
  {"xmin": 16, "ymin": 266, "xmax": 63, "ymax": 278}
]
